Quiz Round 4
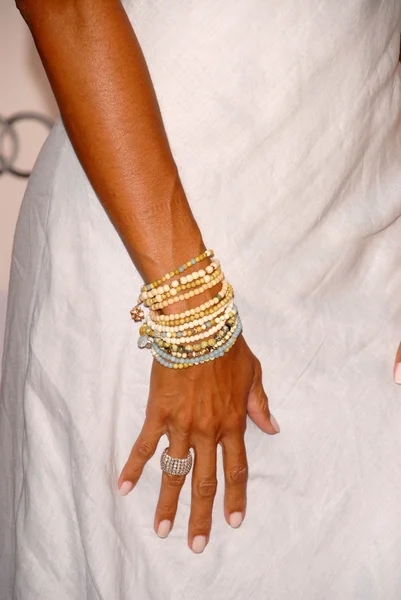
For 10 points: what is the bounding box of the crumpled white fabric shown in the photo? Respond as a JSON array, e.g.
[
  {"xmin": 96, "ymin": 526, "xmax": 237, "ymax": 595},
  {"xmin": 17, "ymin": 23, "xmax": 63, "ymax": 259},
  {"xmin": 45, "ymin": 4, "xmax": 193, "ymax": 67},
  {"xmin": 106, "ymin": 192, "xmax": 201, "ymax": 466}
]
[{"xmin": 1, "ymin": 1, "xmax": 401, "ymax": 598}]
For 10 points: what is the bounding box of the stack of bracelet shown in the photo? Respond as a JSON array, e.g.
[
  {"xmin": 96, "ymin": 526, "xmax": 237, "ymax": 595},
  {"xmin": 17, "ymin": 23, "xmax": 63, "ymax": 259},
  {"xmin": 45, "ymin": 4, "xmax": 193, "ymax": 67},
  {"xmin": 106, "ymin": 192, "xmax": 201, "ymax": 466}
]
[{"xmin": 130, "ymin": 250, "xmax": 242, "ymax": 369}]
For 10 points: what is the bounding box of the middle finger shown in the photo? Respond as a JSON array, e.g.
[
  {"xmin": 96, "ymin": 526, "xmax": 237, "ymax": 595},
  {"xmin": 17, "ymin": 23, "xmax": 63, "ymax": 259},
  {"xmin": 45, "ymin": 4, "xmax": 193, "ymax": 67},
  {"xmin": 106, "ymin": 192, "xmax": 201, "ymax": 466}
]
[
  {"xmin": 188, "ymin": 439, "xmax": 218, "ymax": 554},
  {"xmin": 220, "ymin": 432, "xmax": 248, "ymax": 529}
]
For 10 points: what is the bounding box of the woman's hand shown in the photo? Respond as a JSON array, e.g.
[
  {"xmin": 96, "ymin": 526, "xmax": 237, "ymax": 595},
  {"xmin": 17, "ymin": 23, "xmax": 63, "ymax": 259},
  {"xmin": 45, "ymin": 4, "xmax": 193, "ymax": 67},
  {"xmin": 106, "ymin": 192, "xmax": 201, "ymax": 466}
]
[{"xmin": 118, "ymin": 334, "xmax": 279, "ymax": 553}]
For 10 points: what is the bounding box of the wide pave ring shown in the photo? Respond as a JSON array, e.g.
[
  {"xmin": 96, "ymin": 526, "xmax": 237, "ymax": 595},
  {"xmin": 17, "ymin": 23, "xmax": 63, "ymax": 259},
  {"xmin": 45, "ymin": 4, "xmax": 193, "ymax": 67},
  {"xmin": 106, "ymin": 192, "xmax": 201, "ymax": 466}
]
[{"xmin": 160, "ymin": 447, "xmax": 193, "ymax": 476}]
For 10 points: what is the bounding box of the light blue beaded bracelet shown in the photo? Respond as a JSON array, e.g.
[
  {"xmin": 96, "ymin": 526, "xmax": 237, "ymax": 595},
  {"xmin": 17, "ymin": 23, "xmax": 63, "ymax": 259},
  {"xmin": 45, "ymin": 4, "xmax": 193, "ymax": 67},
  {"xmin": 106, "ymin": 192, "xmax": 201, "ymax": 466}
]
[{"xmin": 151, "ymin": 318, "xmax": 242, "ymax": 369}]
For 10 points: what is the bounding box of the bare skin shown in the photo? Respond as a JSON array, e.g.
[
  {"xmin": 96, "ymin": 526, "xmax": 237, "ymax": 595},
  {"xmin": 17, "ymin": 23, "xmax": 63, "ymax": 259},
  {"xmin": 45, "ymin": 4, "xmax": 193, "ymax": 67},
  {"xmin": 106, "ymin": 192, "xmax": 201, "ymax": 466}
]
[
  {"xmin": 393, "ymin": 344, "xmax": 401, "ymax": 384},
  {"xmin": 17, "ymin": 0, "xmax": 279, "ymax": 553}
]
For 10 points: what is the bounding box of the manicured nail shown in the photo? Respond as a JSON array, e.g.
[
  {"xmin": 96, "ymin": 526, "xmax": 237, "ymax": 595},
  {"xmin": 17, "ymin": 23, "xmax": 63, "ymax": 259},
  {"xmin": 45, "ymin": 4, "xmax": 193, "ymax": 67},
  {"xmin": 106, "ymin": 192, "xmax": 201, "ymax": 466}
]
[
  {"xmin": 270, "ymin": 414, "xmax": 280, "ymax": 433},
  {"xmin": 157, "ymin": 520, "xmax": 171, "ymax": 539},
  {"xmin": 229, "ymin": 512, "xmax": 243, "ymax": 528},
  {"xmin": 119, "ymin": 481, "xmax": 134, "ymax": 496},
  {"xmin": 192, "ymin": 535, "xmax": 207, "ymax": 553},
  {"xmin": 395, "ymin": 363, "xmax": 401, "ymax": 384}
]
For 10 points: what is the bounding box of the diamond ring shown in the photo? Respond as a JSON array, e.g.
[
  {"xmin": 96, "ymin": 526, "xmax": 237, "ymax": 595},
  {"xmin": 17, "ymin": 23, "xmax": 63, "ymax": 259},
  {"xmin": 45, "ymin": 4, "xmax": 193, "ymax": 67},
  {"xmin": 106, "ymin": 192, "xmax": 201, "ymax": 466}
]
[{"xmin": 160, "ymin": 447, "xmax": 193, "ymax": 476}]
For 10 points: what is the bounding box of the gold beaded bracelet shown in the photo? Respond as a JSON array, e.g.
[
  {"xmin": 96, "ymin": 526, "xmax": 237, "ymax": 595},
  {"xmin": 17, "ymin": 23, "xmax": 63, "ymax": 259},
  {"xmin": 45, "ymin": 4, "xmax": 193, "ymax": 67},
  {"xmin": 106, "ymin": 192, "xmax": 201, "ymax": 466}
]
[
  {"xmin": 140, "ymin": 249, "xmax": 214, "ymax": 293},
  {"xmin": 140, "ymin": 260, "xmax": 220, "ymax": 303},
  {"xmin": 147, "ymin": 271, "xmax": 224, "ymax": 311},
  {"xmin": 143, "ymin": 300, "xmax": 235, "ymax": 335},
  {"xmin": 142, "ymin": 266, "xmax": 222, "ymax": 308},
  {"xmin": 147, "ymin": 283, "xmax": 233, "ymax": 324}
]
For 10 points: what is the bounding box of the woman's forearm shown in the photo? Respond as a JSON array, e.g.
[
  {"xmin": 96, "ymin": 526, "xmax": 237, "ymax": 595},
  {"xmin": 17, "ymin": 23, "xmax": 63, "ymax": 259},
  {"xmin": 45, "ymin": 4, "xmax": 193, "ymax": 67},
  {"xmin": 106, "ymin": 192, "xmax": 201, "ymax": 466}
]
[{"xmin": 18, "ymin": 0, "xmax": 205, "ymax": 282}]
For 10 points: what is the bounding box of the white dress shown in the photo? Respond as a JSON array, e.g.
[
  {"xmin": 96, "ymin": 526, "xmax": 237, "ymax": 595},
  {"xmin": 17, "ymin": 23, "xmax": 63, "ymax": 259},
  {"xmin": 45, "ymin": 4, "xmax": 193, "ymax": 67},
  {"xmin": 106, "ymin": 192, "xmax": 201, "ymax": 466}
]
[{"xmin": 1, "ymin": 1, "xmax": 401, "ymax": 598}]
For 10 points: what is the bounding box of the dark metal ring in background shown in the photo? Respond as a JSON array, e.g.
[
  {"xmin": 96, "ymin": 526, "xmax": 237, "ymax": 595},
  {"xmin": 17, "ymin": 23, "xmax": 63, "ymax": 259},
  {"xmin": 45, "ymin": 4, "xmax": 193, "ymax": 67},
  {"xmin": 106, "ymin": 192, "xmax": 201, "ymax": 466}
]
[{"xmin": 0, "ymin": 112, "xmax": 54, "ymax": 179}]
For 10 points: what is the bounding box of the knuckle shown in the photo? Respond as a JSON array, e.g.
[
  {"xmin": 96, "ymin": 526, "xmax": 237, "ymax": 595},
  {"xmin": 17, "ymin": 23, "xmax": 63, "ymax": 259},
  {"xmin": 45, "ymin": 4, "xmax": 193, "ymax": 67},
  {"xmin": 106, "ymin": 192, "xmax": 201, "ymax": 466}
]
[
  {"xmin": 224, "ymin": 414, "xmax": 245, "ymax": 433},
  {"xmin": 174, "ymin": 414, "xmax": 193, "ymax": 434},
  {"xmin": 227, "ymin": 465, "xmax": 248, "ymax": 484},
  {"xmin": 137, "ymin": 442, "xmax": 154, "ymax": 459},
  {"xmin": 158, "ymin": 502, "xmax": 175, "ymax": 515},
  {"xmin": 196, "ymin": 416, "xmax": 219, "ymax": 436},
  {"xmin": 165, "ymin": 473, "xmax": 186, "ymax": 488},
  {"xmin": 196, "ymin": 478, "xmax": 218, "ymax": 498},
  {"xmin": 227, "ymin": 493, "xmax": 245, "ymax": 508},
  {"xmin": 191, "ymin": 517, "xmax": 212, "ymax": 532},
  {"xmin": 124, "ymin": 465, "xmax": 142, "ymax": 480}
]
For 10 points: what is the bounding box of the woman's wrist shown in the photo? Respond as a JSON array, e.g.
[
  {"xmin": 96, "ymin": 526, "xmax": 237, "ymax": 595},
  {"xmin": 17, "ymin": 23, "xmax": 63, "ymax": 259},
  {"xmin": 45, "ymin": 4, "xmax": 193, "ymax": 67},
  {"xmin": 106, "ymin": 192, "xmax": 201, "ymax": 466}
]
[{"xmin": 131, "ymin": 248, "xmax": 240, "ymax": 369}]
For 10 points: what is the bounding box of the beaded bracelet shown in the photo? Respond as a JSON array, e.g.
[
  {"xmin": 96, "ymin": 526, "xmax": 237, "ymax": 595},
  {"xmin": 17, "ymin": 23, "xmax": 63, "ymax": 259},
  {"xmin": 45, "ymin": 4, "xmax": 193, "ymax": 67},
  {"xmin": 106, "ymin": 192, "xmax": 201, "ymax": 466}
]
[
  {"xmin": 150, "ymin": 271, "xmax": 225, "ymax": 311},
  {"xmin": 157, "ymin": 315, "xmax": 238, "ymax": 356},
  {"xmin": 143, "ymin": 266, "xmax": 222, "ymax": 308},
  {"xmin": 151, "ymin": 318, "xmax": 242, "ymax": 369},
  {"xmin": 140, "ymin": 260, "xmax": 220, "ymax": 303},
  {"xmin": 152, "ymin": 312, "xmax": 237, "ymax": 349},
  {"xmin": 131, "ymin": 252, "xmax": 242, "ymax": 369},
  {"xmin": 148, "ymin": 282, "xmax": 232, "ymax": 323},
  {"xmin": 148, "ymin": 288, "xmax": 234, "ymax": 326},
  {"xmin": 144, "ymin": 301, "xmax": 235, "ymax": 335},
  {"xmin": 144, "ymin": 267, "xmax": 221, "ymax": 306},
  {"xmin": 164, "ymin": 325, "xmax": 237, "ymax": 360},
  {"xmin": 137, "ymin": 282, "xmax": 233, "ymax": 350},
  {"xmin": 149, "ymin": 311, "xmax": 237, "ymax": 345},
  {"xmin": 141, "ymin": 249, "xmax": 214, "ymax": 293},
  {"xmin": 152, "ymin": 316, "xmax": 239, "ymax": 359}
]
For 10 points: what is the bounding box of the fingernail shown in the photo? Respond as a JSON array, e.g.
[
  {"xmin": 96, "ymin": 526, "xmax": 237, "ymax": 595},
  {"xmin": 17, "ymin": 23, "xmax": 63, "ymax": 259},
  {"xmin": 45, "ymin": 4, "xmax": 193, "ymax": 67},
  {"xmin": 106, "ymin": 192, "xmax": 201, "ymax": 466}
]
[
  {"xmin": 119, "ymin": 481, "xmax": 134, "ymax": 496},
  {"xmin": 157, "ymin": 520, "xmax": 171, "ymax": 539},
  {"xmin": 395, "ymin": 363, "xmax": 401, "ymax": 384},
  {"xmin": 270, "ymin": 414, "xmax": 280, "ymax": 433},
  {"xmin": 192, "ymin": 535, "xmax": 207, "ymax": 554},
  {"xmin": 229, "ymin": 512, "xmax": 243, "ymax": 528}
]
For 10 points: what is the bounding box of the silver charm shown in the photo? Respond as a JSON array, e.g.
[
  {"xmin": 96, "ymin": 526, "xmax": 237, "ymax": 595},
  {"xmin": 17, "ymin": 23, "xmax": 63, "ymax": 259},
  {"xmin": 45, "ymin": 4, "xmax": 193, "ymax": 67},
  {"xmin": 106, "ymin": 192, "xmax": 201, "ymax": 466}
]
[{"xmin": 137, "ymin": 335, "xmax": 149, "ymax": 349}]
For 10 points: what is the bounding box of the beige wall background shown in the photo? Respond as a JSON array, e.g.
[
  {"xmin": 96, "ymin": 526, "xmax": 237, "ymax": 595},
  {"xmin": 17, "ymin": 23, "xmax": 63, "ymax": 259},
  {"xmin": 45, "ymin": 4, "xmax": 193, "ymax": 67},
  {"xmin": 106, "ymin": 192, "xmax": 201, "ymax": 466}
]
[{"xmin": 0, "ymin": 2, "xmax": 57, "ymax": 366}]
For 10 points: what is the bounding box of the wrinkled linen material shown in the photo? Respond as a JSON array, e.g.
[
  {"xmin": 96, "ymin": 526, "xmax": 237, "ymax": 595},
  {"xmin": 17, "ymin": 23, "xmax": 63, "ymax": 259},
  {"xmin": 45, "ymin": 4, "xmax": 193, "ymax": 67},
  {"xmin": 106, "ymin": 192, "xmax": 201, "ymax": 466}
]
[{"xmin": 1, "ymin": 1, "xmax": 401, "ymax": 598}]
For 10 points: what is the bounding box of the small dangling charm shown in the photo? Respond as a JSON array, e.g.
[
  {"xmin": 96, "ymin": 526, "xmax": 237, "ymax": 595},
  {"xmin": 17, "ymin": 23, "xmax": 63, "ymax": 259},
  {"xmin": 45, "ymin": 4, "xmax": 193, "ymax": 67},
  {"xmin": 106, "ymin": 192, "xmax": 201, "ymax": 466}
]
[
  {"xmin": 130, "ymin": 300, "xmax": 145, "ymax": 322},
  {"xmin": 137, "ymin": 335, "xmax": 149, "ymax": 349}
]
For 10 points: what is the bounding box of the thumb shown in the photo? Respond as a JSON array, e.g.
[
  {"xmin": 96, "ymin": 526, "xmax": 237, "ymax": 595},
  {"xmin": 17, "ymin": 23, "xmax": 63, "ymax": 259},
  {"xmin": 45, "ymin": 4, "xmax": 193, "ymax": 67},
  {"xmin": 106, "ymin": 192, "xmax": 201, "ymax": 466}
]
[
  {"xmin": 247, "ymin": 358, "xmax": 280, "ymax": 435},
  {"xmin": 393, "ymin": 342, "xmax": 401, "ymax": 384}
]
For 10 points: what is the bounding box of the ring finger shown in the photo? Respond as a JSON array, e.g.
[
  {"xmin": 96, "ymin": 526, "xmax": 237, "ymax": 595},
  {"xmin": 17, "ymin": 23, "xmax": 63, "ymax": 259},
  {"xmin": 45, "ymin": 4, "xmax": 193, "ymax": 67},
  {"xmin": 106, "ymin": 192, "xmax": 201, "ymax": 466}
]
[{"xmin": 154, "ymin": 434, "xmax": 190, "ymax": 539}]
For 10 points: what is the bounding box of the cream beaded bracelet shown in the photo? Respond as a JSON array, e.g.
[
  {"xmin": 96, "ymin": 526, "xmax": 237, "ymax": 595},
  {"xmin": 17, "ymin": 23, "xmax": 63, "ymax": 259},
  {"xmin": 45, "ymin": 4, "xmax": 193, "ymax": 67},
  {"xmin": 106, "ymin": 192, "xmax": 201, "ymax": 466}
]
[
  {"xmin": 140, "ymin": 249, "xmax": 214, "ymax": 293},
  {"xmin": 143, "ymin": 300, "xmax": 235, "ymax": 335},
  {"xmin": 150, "ymin": 318, "xmax": 242, "ymax": 369},
  {"xmin": 140, "ymin": 260, "xmax": 220, "ymax": 303},
  {"xmin": 155, "ymin": 312, "xmax": 238, "ymax": 352},
  {"xmin": 150, "ymin": 271, "xmax": 225, "ymax": 311},
  {"xmin": 159, "ymin": 318, "xmax": 238, "ymax": 359},
  {"xmin": 142, "ymin": 265, "xmax": 222, "ymax": 308},
  {"xmin": 150, "ymin": 318, "xmax": 231, "ymax": 346},
  {"xmin": 147, "ymin": 288, "xmax": 234, "ymax": 327},
  {"xmin": 148, "ymin": 282, "xmax": 232, "ymax": 323}
]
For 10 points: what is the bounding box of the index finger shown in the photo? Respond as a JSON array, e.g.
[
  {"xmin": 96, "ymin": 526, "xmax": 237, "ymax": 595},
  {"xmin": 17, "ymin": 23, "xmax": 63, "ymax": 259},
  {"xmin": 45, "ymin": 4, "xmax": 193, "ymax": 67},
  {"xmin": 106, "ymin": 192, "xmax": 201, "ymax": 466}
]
[{"xmin": 118, "ymin": 418, "xmax": 165, "ymax": 495}]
